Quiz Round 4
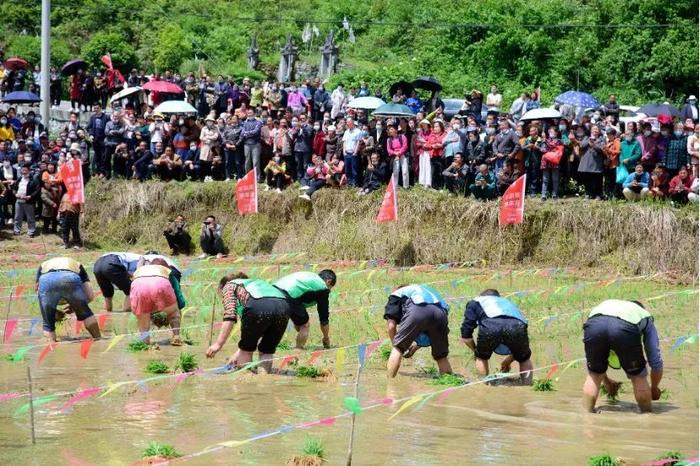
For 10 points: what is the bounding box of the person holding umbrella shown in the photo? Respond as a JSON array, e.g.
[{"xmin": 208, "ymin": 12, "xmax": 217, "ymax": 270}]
[{"xmin": 69, "ymin": 70, "xmax": 83, "ymax": 110}]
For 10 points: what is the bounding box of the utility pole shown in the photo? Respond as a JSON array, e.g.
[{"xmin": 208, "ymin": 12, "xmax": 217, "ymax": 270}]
[{"xmin": 40, "ymin": 0, "xmax": 51, "ymax": 125}]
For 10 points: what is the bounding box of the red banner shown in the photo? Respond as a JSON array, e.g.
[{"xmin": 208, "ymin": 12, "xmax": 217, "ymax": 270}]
[
  {"xmin": 235, "ymin": 169, "xmax": 258, "ymax": 215},
  {"xmin": 58, "ymin": 159, "xmax": 84, "ymax": 204},
  {"xmin": 376, "ymin": 179, "xmax": 398, "ymax": 223},
  {"xmin": 499, "ymin": 174, "xmax": 526, "ymax": 225},
  {"xmin": 101, "ymin": 54, "xmax": 113, "ymax": 70}
]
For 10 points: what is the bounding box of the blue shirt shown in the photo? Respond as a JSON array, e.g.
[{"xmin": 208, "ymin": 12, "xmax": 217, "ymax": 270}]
[
  {"xmin": 623, "ymin": 172, "xmax": 650, "ymax": 189},
  {"xmin": 391, "ymin": 284, "xmax": 449, "ymax": 311},
  {"xmin": 104, "ymin": 252, "xmax": 141, "ymax": 273}
]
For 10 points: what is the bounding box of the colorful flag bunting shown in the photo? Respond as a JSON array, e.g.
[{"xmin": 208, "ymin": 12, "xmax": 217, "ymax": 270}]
[
  {"xmin": 59, "ymin": 387, "xmax": 101, "ymax": 413},
  {"xmin": 3, "ymin": 319, "xmax": 17, "ymax": 343},
  {"xmin": 335, "ymin": 348, "xmax": 346, "ymax": 374},
  {"xmin": 37, "ymin": 342, "xmax": 57, "ymax": 365},
  {"xmin": 102, "ymin": 334, "xmax": 125, "ymax": 353},
  {"xmin": 357, "ymin": 343, "xmax": 367, "ymax": 367},
  {"xmin": 388, "ymin": 395, "xmax": 424, "ymax": 420},
  {"xmin": 79, "ymin": 339, "xmax": 94, "ymax": 359}
]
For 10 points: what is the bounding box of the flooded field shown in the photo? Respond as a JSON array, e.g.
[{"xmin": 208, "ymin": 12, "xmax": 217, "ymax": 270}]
[{"xmin": 0, "ymin": 251, "xmax": 697, "ymax": 465}]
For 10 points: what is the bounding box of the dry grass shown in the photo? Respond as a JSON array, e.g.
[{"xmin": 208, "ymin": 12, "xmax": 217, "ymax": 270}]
[{"xmin": 82, "ymin": 180, "xmax": 698, "ymax": 277}]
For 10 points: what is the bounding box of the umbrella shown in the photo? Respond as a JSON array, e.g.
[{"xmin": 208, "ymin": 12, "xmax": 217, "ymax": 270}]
[
  {"xmin": 372, "ymin": 103, "xmax": 415, "ymax": 117},
  {"xmin": 637, "ymin": 103, "xmax": 681, "ymax": 118},
  {"xmin": 142, "ymin": 80, "xmax": 184, "ymax": 94},
  {"xmin": 412, "ymin": 76, "xmax": 442, "ymax": 92},
  {"xmin": 153, "ymin": 100, "xmax": 197, "ymax": 115},
  {"xmin": 347, "ymin": 96, "xmax": 385, "ymax": 110},
  {"xmin": 3, "ymin": 57, "xmax": 28, "ymax": 71},
  {"xmin": 520, "ymin": 107, "xmax": 562, "ymax": 121},
  {"xmin": 1, "ymin": 91, "xmax": 41, "ymax": 104},
  {"xmin": 110, "ymin": 86, "xmax": 142, "ymax": 102},
  {"xmin": 554, "ymin": 90, "xmax": 600, "ymax": 109},
  {"xmin": 389, "ymin": 80, "xmax": 414, "ymax": 97},
  {"xmin": 61, "ymin": 59, "xmax": 87, "ymax": 76}
]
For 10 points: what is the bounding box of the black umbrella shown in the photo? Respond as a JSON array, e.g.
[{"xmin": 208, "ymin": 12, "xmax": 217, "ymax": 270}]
[
  {"xmin": 412, "ymin": 76, "xmax": 442, "ymax": 92},
  {"xmin": 61, "ymin": 59, "xmax": 87, "ymax": 76},
  {"xmin": 638, "ymin": 103, "xmax": 681, "ymax": 118},
  {"xmin": 1, "ymin": 91, "xmax": 41, "ymax": 104},
  {"xmin": 389, "ymin": 80, "xmax": 414, "ymax": 97}
]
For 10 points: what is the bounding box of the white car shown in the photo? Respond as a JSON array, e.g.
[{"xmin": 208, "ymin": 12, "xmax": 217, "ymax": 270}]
[{"xmin": 618, "ymin": 105, "xmax": 648, "ymax": 125}]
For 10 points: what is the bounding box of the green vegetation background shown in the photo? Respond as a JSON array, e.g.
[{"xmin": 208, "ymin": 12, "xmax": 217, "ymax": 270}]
[{"xmin": 1, "ymin": 0, "xmax": 698, "ymax": 104}]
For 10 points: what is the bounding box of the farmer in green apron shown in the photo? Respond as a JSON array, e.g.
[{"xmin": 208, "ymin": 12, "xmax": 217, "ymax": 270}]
[
  {"xmin": 206, "ymin": 274, "xmax": 290, "ymax": 373},
  {"xmin": 582, "ymin": 299, "xmax": 664, "ymax": 413},
  {"xmin": 274, "ymin": 270, "xmax": 337, "ymax": 349}
]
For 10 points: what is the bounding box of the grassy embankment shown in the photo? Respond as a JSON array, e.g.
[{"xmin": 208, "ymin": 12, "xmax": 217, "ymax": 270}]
[{"xmin": 80, "ymin": 180, "xmax": 698, "ymax": 279}]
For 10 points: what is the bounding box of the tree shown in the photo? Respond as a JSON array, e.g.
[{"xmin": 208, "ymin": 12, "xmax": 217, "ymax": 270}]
[
  {"xmin": 81, "ymin": 32, "xmax": 137, "ymax": 71},
  {"xmin": 152, "ymin": 24, "xmax": 193, "ymax": 72}
]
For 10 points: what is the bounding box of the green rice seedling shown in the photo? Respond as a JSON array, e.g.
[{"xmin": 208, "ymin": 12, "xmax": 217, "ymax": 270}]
[
  {"xmin": 659, "ymin": 389, "xmax": 671, "ymax": 401},
  {"xmin": 126, "ymin": 340, "xmax": 150, "ymax": 352},
  {"xmin": 418, "ymin": 365, "xmax": 438, "ymax": 376},
  {"xmin": 175, "ymin": 352, "xmax": 198, "ymax": 372},
  {"xmin": 142, "ymin": 442, "xmax": 181, "ymax": 459},
  {"xmin": 379, "ymin": 342, "xmax": 392, "ymax": 361},
  {"xmin": 150, "ymin": 312, "xmax": 168, "ymax": 328},
  {"xmin": 600, "ymin": 383, "xmax": 623, "ymax": 402},
  {"xmin": 429, "ymin": 373, "xmax": 465, "ymax": 386},
  {"xmin": 295, "ymin": 365, "xmax": 322, "ymax": 378},
  {"xmin": 655, "ymin": 451, "xmax": 683, "ymax": 465},
  {"xmin": 277, "ymin": 340, "xmax": 291, "ymax": 351},
  {"xmin": 302, "ymin": 436, "xmax": 325, "ymax": 458},
  {"xmin": 180, "ymin": 328, "xmax": 195, "ymax": 345},
  {"xmin": 586, "ymin": 454, "xmax": 619, "ymax": 466},
  {"xmin": 532, "ymin": 378, "xmax": 555, "ymax": 392},
  {"xmin": 145, "ymin": 360, "xmax": 170, "ymax": 374}
]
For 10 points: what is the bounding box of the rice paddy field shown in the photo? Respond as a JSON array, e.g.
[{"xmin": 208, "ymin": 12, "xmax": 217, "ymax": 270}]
[{"xmin": 0, "ymin": 250, "xmax": 697, "ymax": 465}]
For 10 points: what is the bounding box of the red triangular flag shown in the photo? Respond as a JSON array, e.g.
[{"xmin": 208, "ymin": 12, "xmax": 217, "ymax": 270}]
[
  {"xmin": 101, "ymin": 53, "xmax": 113, "ymax": 70},
  {"xmin": 74, "ymin": 319, "xmax": 82, "ymax": 335},
  {"xmin": 376, "ymin": 179, "xmax": 398, "ymax": 223},
  {"xmin": 544, "ymin": 363, "xmax": 559, "ymax": 380},
  {"xmin": 365, "ymin": 340, "xmax": 382, "ymax": 359},
  {"xmin": 79, "ymin": 339, "xmax": 94, "ymax": 359},
  {"xmin": 14, "ymin": 285, "xmax": 25, "ymax": 299},
  {"xmin": 3, "ymin": 319, "xmax": 18, "ymax": 344},
  {"xmin": 38, "ymin": 342, "xmax": 57, "ymax": 365},
  {"xmin": 97, "ymin": 314, "xmax": 109, "ymax": 330},
  {"xmin": 278, "ymin": 355, "xmax": 296, "ymax": 370},
  {"xmin": 307, "ymin": 351, "xmax": 322, "ymax": 365},
  {"xmin": 499, "ymin": 174, "xmax": 527, "ymax": 225},
  {"xmin": 235, "ymin": 169, "xmax": 258, "ymax": 215}
]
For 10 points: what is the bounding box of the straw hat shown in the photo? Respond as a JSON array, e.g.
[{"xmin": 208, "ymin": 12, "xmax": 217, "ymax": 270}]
[{"xmin": 69, "ymin": 142, "xmax": 81, "ymax": 154}]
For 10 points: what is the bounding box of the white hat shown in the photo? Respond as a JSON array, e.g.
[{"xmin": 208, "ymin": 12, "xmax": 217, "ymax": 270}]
[
  {"xmin": 689, "ymin": 95, "xmax": 697, "ymax": 101},
  {"xmin": 327, "ymin": 125, "xmax": 336, "ymax": 132}
]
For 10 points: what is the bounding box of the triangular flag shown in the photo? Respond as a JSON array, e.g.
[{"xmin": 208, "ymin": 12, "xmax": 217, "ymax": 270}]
[
  {"xmin": 544, "ymin": 364, "xmax": 559, "ymax": 380},
  {"xmin": 235, "ymin": 169, "xmax": 258, "ymax": 215},
  {"xmin": 343, "ymin": 396, "xmax": 362, "ymax": 414},
  {"xmin": 9, "ymin": 345, "xmax": 32, "ymax": 363},
  {"xmin": 334, "ymin": 348, "xmax": 346, "ymax": 374},
  {"xmin": 357, "ymin": 343, "xmax": 367, "ymax": 368},
  {"xmin": 102, "ymin": 334, "xmax": 125, "ymax": 353},
  {"xmin": 59, "ymin": 387, "xmax": 101, "ymax": 413},
  {"xmin": 365, "ymin": 340, "xmax": 382, "ymax": 359},
  {"xmin": 0, "ymin": 392, "xmax": 22, "ymax": 402},
  {"xmin": 79, "ymin": 339, "xmax": 94, "ymax": 359},
  {"xmin": 278, "ymin": 355, "xmax": 296, "ymax": 370},
  {"xmin": 3, "ymin": 319, "xmax": 17, "ymax": 343},
  {"xmin": 14, "ymin": 395, "xmax": 59, "ymax": 417},
  {"xmin": 376, "ymin": 179, "xmax": 398, "ymax": 223},
  {"xmin": 73, "ymin": 319, "xmax": 82, "ymax": 335},
  {"xmin": 14, "ymin": 284, "xmax": 26, "ymax": 298},
  {"xmin": 388, "ymin": 395, "xmax": 424, "ymax": 420},
  {"xmin": 499, "ymin": 174, "xmax": 526, "ymax": 225},
  {"xmin": 307, "ymin": 351, "xmax": 322, "ymax": 365},
  {"xmin": 28, "ymin": 318, "xmax": 39, "ymax": 336},
  {"xmin": 97, "ymin": 314, "xmax": 109, "ymax": 330},
  {"xmin": 37, "ymin": 342, "xmax": 57, "ymax": 365},
  {"xmin": 99, "ymin": 381, "xmax": 129, "ymax": 398}
]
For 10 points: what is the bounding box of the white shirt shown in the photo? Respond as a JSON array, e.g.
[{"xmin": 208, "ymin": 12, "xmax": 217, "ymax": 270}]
[
  {"xmin": 17, "ymin": 176, "xmax": 29, "ymax": 198},
  {"xmin": 486, "ymin": 92, "xmax": 502, "ymax": 109},
  {"xmin": 342, "ymin": 127, "xmax": 363, "ymax": 155}
]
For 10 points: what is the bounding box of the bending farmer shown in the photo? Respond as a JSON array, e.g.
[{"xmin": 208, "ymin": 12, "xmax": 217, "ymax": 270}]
[
  {"xmin": 207, "ymin": 273, "xmax": 291, "ymax": 373},
  {"xmin": 129, "ymin": 262, "xmax": 182, "ymax": 345},
  {"xmin": 460, "ymin": 289, "xmax": 533, "ymax": 384},
  {"xmin": 383, "ymin": 284, "xmax": 452, "ymax": 378},
  {"xmin": 274, "ymin": 270, "xmax": 336, "ymax": 349},
  {"xmin": 93, "ymin": 251, "xmax": 141, "ymax": 312},
  {"xmin": 36, "ymin": 257, "xmax": 101, "ymax": 342},
  {"xmin": 582, "ymin": 299, "xmax": 663, "ymax": 413}
]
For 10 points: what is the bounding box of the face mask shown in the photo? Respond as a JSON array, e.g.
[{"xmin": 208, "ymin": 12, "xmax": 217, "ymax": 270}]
[
  {"xmin": 486, "ymin": 128, "xmax": 495, "ymax": 135},
  {"xmin": 206, "ymin": 122, "xmax": 213, "ymax": 128},
  {"xmin": 35, "ymin": 117, "xmax": 41, "ymax": 123},
  {"xmin": 292, "ymin": 121, "xmax": 299, "ymax": 127},
  {"xmin": 0, "ymin": 119, "xmax": 6, "ymax": 125},
  {"xmin": 673, "ymin": 130, "xmax": 683, "ymax": 137},
  {"xmin": 643, "ymin": 130, "xmax": 651, "ymax": 137},
  {"xmin": 190, "ymin": 144, "xmax": 197, "ymax": 151},
  {"xmin": 549, "ymin": 132, "xmax": 557, "ymax": 138},
  {"xmin": 361, "ymin": 131, "xmax": 369, "ymax": 138},
  {"xmin": 24, "ymin": 156, "xmax": 32, "ymax": 163},
  {"xmin": 625, "ymin": 136, "xmax": 633, "ymax": 142},
  {"xmin": 576, "ymin": 132, "xmax": 585, "ymax": 138},
  {"xmin": 313, "ymin": 125, "xmax": 320, "ymax": 131},
  {"xmin": 660, "ymin": 130, "xmax": 669, "ymax": 137},
  {"xmin": 452, "ymin": 124, "xmax": 460, "ymax": 130},
  {"xmin": 179, "ymin": 119, "xmax": 184, "ymax": 125},
  {"xmin": 273, "ymin": 157, "xmax": 280, "ymax": 163},
  {"xmin": 558, "ymin": 124, "xmax": 567, "ymax": 131}
]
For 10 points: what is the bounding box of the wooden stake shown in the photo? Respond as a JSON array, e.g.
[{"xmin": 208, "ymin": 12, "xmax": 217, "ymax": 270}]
[
  {"xmin": 345, "ymin": 362, "xmax": 362, "ymax": 466},
  {"xmin": 26, "ymin": 366, "xmax": 36, "ymax": 445}
]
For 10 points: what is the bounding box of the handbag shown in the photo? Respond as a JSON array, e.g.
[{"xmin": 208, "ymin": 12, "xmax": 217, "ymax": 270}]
[
  {"xmin": 616, "ymin": 164, "xmax": 629, "ymax": 184},
  {"xmin": 542, "ymin": 146, "xmax": 564, "ymax": 166}
]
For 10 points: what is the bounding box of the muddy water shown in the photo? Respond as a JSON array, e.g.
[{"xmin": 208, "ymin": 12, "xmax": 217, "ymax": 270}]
[{"xmin": 0, "ymin": 329, "xmax": 697, "ymax": 466}]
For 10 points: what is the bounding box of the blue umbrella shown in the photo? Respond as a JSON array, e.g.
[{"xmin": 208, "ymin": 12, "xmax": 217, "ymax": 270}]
[
  {"xmin": 373, "ymin": 103, "xmax": 415, "ymax": 117},
  {"xmin": 555, "ymin": 90, "xmax": 600, "ymax": 109},
  {"xmin": 1, "ymin": 91, "xmax": 41, "ymax": 104}
]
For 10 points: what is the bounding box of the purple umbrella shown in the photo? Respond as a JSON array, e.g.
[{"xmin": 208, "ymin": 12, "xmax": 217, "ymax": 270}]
[{"xmin": 61, "ymin": 59, "xmax": 87, "ymax": 76}]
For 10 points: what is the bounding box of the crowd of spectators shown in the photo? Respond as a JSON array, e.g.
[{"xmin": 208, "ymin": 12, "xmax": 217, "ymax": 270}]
[{"xmin": 1, "ymin": 70, "xmax": 698, "ymax": 242}]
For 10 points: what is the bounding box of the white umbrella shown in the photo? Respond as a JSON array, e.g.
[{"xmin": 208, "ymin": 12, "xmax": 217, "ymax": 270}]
[
  {"xmin": 520, "ymin": 107, "xmax": 562, "ymax": 121},
  {"xmin": 110, "ymin": 86, "xmax": 142, "ymax": 101},
  {"xmin": 347, "ymin": 96, "xmax": 385, "ymax": 110},
  {"xmin": 153, "ymin": 100, "xmax": 197, "ymax": 115}
]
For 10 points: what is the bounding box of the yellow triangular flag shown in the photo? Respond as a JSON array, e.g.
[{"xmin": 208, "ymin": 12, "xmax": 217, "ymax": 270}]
[
  {"xmin": 99, "ymin": 381, "xmax": 129, "ymax": 398},
  {"xmin": 102, "ymin": 334, "xmax": 125, "ymax": 353},
  {"xmin": 388, "ymin": 395, "xmax": 424, "ymax": 420},
  {"xmin": 335, "ymin": 348, "xmax": 346, "ymax": 374}
]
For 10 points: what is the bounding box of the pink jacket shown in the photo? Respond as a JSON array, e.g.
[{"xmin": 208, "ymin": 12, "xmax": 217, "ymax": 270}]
[
  {"xmin": 426, "ymin": 131, "xmax": 446, "ymax": 158},
  {"xmin": 306, "ymin": 163, "xmax": 328, "ymax": 180},
  {"xmin": 386, "ymin": 135, "xmax": 408, "ymax": 157},
  {"xmin": 287, "ymin": 91, "xmax": 307, "ymax": 109}
]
